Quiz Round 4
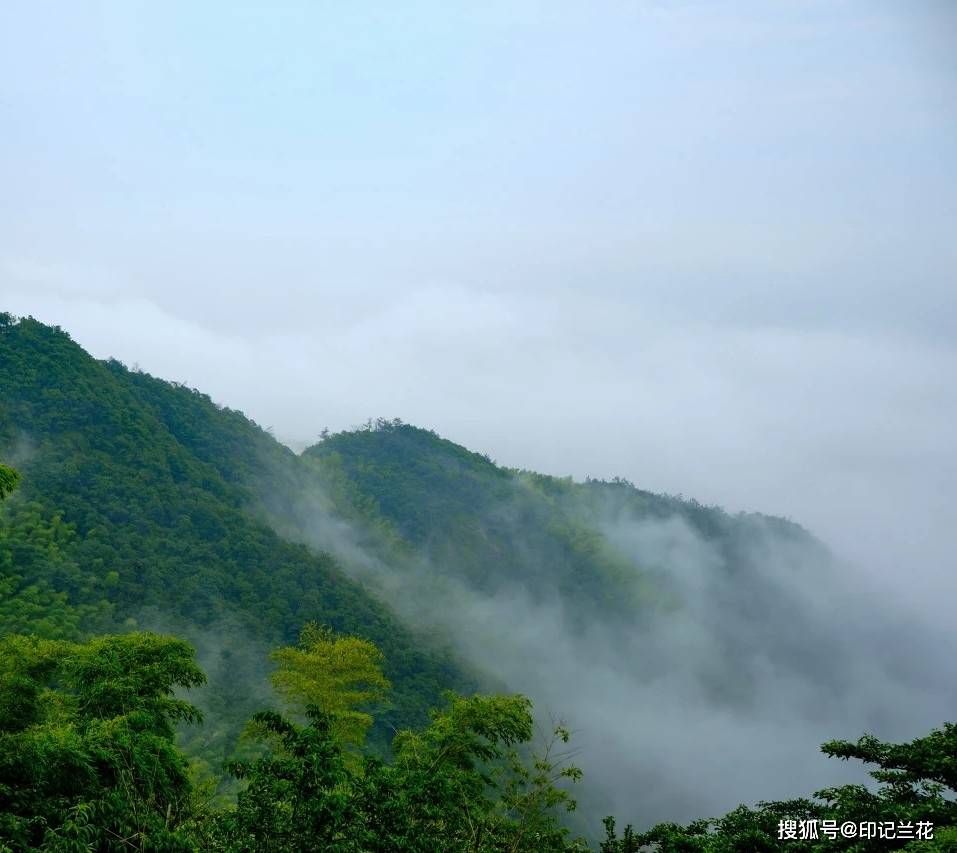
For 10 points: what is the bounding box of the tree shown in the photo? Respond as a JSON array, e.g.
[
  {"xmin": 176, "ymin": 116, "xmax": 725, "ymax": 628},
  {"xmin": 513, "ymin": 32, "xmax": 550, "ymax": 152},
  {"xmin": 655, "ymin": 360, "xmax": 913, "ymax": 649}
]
[
  {"xmin": 603, "ymin": 723, "xmax": 957, "ymax": 852},
  {"xmin": 211, "ymin": 707, "xmax": 357, "ymax": 852},
  {"xmin": 0, "ymin": 632, "xmax": 205, "ymax": 851},
  {"xmin": 0, "ymin": 463, "xmax": 19, "ymax": 500},
  {"xmin": 821, "ymin": 724, "xmax": 957, "ymax": 792},
  {"xmin": 270, "ymin": 622, "xmax": 391, "ymax": 751},
  {"xmin": 352, "ymin": 692, "xmax": 586, "ymax": 851},
  {"xmin": 212, "ymin": 691, "xmax": 586, "ymax": 852}
]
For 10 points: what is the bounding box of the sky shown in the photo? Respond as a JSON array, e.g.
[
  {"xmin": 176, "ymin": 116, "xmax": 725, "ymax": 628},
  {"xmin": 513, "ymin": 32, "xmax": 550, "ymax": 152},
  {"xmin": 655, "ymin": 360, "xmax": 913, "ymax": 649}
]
[{"xmin": 2, "ymin": 1, "xmax": 955, "ymax": 620}]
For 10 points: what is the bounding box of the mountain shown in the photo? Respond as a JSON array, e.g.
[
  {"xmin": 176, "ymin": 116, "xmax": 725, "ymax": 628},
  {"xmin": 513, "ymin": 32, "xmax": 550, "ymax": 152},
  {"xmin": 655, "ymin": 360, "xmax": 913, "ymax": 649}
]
[
  {"xmin": 302, "ymin": 417, "xmax": 822, "ymax": 621},
  {"xmin": 2, "ymin": 314, "xmax": 950, "ymax": 833},
  {"xmin": 0, "ymin": 315, "xmax": 468, "ymax": 764}
]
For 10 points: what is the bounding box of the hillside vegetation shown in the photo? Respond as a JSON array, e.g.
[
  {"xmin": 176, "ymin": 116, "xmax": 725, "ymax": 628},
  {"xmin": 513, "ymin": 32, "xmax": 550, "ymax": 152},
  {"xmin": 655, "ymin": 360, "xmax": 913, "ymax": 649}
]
[
  {"xmin": 1, "ymin": 314, "xmax": 953, "ymax": 850},
  {"xmin": 0, "ymin": 315, "xmax": 468, "ymax": 761}
]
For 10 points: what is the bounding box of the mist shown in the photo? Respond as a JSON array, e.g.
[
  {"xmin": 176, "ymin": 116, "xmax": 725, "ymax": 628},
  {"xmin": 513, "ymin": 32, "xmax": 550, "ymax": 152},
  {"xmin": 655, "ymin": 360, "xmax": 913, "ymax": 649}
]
[
  {"xmin": 2, "ymin": 0, "xmax": 955, "ymax": 833},
  {"xmin": 3, "ymin": 0, "xmax": 954, "ymax": 628},
  {"xmin": 267, "ymin": 464, "xmax": 957, "ymax": 831}
]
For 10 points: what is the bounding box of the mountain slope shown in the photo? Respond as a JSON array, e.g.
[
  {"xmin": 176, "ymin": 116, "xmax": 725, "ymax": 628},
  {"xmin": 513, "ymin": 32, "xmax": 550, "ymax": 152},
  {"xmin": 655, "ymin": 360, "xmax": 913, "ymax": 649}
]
[
  {"xmin": 303, "ymin": 422, "xmax": 652, "ymax": 620},
  {"xmin": 287, "ymin": 420, "xmax": 941, "ymax": 827},
  {"xmin": 300, "ymin": 419, "xmax": 823, "ymax": 625},
  {"xmin": 6, "ymin": 314, "xmax": 941, "ymax": 830},
  {"xmin": 0, "ymin": 315, "xmax": 468, "ymax": 760}
]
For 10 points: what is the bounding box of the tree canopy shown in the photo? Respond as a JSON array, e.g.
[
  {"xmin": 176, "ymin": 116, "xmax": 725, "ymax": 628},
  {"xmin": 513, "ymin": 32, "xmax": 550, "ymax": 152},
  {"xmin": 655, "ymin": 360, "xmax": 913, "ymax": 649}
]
[
  {"xmin": 0, "ymin": 632, "xmax": 204, "ymax": 851},
  {"xmin": 0, "ymin": 464, "xmax": 18, "ymax": 501},
  {"xmin": 0, "ymin": 630, "xmax": 588, "ymax": 852},
  {"xmin": 270, "ymin": 622, "xmax": 391, "ymax": 750},
  {"xmin": 1, "ymin": 627, "xmax": 952, "ymax": 851}
]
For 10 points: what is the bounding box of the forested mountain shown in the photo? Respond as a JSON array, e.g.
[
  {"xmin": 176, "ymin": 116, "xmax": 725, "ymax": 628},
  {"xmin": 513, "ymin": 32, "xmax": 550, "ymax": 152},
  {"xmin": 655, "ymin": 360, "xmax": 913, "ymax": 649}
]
[
  {"xmin": 1, "ymin": 315, "xmax": 953, "ymax": 850},
  {"xmin": 0, "ymin": 314, "xmax": 820, "ymax": 659},
  {"xmin": 301, "ymin": 417, "xmax": 822, "ymax": 624},
  {"xmin": 0, "ymin": 315, "xmax": 468, "ymax": 762}
]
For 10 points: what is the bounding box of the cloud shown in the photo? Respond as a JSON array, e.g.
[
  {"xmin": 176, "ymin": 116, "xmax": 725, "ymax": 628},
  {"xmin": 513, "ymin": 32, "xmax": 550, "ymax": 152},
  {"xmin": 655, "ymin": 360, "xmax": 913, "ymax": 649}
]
[
  {"xmin": 273, "ymin": 469, "xmax": 956, "ymax": 831},
  {"xmin": 3, "ymin": 275, "xmax": 955, "ymax": 617},
  {"xmin": 2, "ymin": 0, "xmax": 955, "ymax": 828}
]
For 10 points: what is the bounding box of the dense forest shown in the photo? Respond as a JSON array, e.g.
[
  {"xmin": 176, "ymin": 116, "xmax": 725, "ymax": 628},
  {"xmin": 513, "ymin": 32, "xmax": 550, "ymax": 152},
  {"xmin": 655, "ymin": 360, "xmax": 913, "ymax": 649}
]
[
  {"xmin": 0, "ymin": 315, "xmax": 471, "ymax": 760},
  {"xmin": 1, "ymin": 315, "xmax": 954, "ymax": 850}
]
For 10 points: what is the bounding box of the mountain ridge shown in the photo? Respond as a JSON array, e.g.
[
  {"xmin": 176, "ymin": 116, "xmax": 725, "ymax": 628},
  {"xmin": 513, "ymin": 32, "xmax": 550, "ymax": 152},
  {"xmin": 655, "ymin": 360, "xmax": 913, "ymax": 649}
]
[{"xmin": 3, "ymin": 313, "xmax": 871, "ymax": 827}]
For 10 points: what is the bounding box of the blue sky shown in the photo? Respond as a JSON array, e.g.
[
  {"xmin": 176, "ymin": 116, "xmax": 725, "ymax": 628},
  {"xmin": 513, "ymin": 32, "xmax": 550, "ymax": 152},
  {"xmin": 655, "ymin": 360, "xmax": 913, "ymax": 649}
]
[{"xmin": 2, "ymin": 1, "xmax": 956, "ymax": 616}]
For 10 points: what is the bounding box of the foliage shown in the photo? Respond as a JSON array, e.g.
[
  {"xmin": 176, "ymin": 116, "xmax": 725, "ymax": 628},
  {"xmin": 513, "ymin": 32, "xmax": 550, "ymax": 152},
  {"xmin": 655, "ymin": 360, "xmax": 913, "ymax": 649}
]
[
  {"xmin": 305, "ymin": 422, "xmax": 650, "ymax": 621},
  {"xmin": 304, "ymin": 421, "xmax": 821, "ymax": 631},
  {"xmin": 0, "ymin": 627, "xmax": 585, "ymax": 851},
  {"xmin": 0, "ymin": 625, "xmax": 954, "ymax": 851},
  {"xmin": 212, "ymin": 692, "xmax": 587, "ymax": 852},
  {"xmin": 0, "ymin": 464, "xmax": 19, "ymax": 501},
  {"xmin": 207, "ymin": 708, "xmax": 357, "ymax": 851},
  {"xmin": 4, "ymin": 316, "xmax": 954, "ymax": 849},
  {"xmin": 270, "ymin": 622, "xmax": 391, "ymax": 750},
  {"xmin": 0, "ymin": 632, "xmax": 204, "ymax": 851},
  {"xmin": 0, "ymin": 317, "xmax": 468, "ymax": 770},
  {"xmin": 602, "ymin": 724, "xmax": 957, "ymax": 852},
  {"xmin": 0, "ymin": 315, "xmax": 825, "ymax": 772}
]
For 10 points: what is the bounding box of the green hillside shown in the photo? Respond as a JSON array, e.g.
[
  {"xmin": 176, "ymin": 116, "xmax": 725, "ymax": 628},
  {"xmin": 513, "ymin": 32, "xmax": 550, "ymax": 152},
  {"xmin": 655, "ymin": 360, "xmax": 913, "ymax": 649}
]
[
  {"xmin": 304, "ymin": 422, "xmax": 652, "ymax": 621},
  {"xmin": 301, "ymin": 418, "xmax": 822, "ymax": 630},
  {"xmin": 0, "ymin": 315, "xmax": 467, "ymax": 761},
  {"xmin": 1, "ymin": 315, "xmax": 954, "ymax": 850},
  {"xmin": 0, "ymin": 313, "xmax": 831, "ymax": 722},
  {"xmin": 0, "ymin": 314, "xmax": 851, "ymax": 745}
]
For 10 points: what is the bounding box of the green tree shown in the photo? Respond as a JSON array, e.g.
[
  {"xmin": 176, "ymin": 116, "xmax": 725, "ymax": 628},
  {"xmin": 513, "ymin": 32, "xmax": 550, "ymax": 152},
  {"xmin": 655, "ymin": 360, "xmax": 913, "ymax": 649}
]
[
  {"xmin": 355, "ymin": 691, "xmax": 586, "ymax": 851},
  {"xmin": 0, "ymin": 463, "xmax": 19, "ymax": 500},
  {"xmin": 603, "ymin": 723, "xmax": 957, "ymax": 852},
  {"xmin": 209, "ymin": 708, "xmax": 357, "ymax": 852},
  {"xmin": 0, "ymin": 317, "xmax": 465, "ymax": 768},
  {"xmin": 270, "ymin": 622, "xmax": 391, "ymax": 750},
  {"xmin": 213, "ymin": 692, "xmax": 586, "ymax": 852},
  {"xmin": 0, "ymin": 632, "xmax": 205, "ymax": 851}
]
